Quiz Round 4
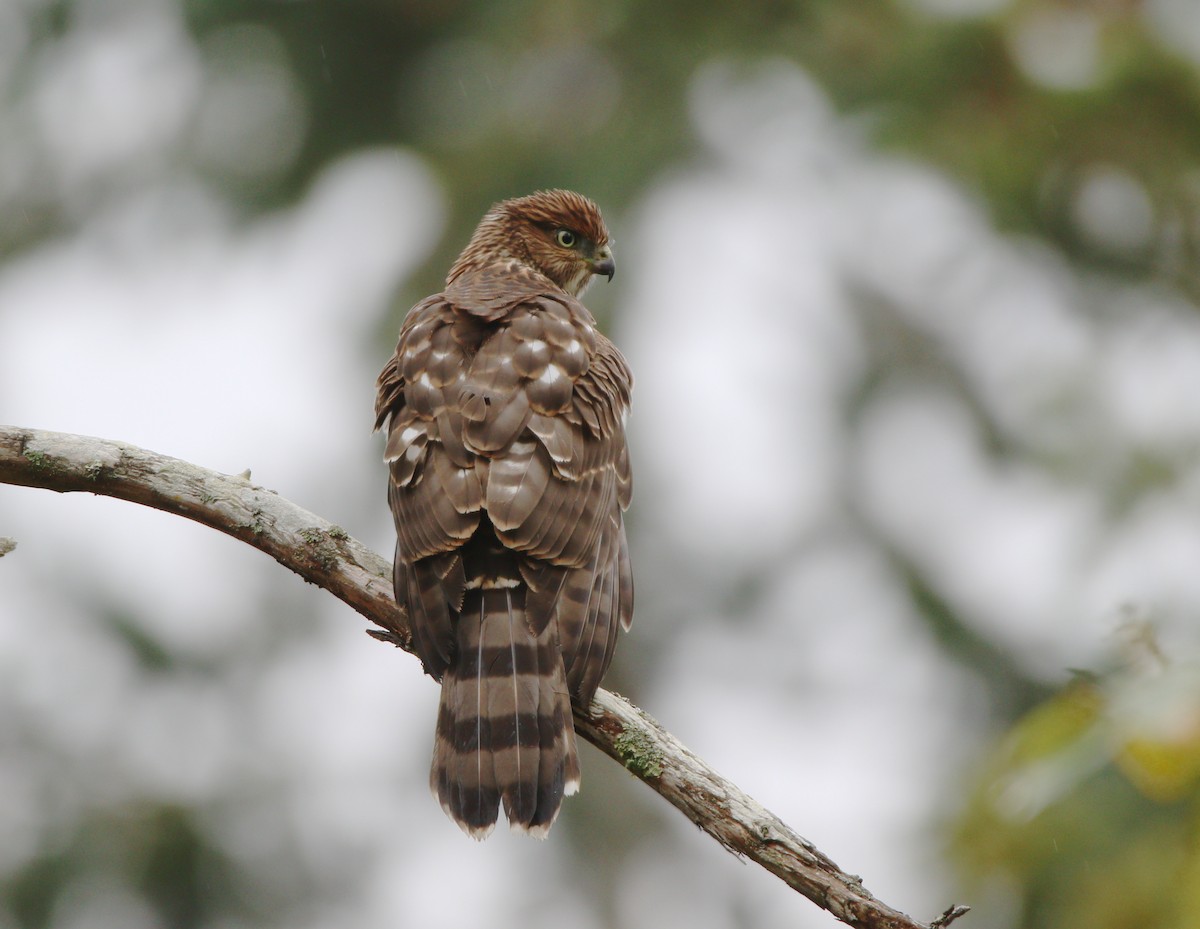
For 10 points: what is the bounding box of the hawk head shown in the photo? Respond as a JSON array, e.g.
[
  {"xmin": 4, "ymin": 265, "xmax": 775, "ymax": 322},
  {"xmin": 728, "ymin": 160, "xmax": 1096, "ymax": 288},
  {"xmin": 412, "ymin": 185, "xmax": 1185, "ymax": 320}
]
[{"xmin": 447, "ymin": 189, "xmax": 615, "ymax": 298}]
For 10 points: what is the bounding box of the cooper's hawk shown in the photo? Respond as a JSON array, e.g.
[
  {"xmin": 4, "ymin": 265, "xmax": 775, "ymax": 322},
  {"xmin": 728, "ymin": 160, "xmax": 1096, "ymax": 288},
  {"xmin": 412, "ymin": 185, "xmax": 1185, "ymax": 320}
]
[{"xmin": 374, "ymin": 190, "xmax": 634, "ymax": 838}]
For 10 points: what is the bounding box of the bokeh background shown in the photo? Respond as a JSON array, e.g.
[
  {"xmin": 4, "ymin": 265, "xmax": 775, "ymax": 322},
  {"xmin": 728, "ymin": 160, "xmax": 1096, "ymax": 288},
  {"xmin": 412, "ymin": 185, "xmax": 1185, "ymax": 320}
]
[{"xmin": 4, "ymin": 1, "xmax": 1200, "ymax": 927}]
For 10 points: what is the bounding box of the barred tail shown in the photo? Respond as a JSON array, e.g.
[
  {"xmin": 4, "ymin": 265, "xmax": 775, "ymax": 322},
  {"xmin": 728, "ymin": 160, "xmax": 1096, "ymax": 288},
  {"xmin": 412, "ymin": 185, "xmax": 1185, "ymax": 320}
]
[{"xmin": 430, "ymin": 586, "xmax": 580, "ymax": 839}]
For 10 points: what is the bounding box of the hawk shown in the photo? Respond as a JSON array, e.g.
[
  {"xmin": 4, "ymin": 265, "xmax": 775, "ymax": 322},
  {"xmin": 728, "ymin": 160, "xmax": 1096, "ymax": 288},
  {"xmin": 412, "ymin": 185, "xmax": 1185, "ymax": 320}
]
[{"xmin": 374, "ymin": 189, "xmax": 634, "ymax": 838}]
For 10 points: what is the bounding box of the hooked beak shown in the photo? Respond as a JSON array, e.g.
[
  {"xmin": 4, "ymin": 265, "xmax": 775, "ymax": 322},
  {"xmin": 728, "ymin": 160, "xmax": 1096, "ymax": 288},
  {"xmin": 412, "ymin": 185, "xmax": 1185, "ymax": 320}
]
[{"xmin": 590, "ymin": 245, "xmax": 615, "ymax": 282}]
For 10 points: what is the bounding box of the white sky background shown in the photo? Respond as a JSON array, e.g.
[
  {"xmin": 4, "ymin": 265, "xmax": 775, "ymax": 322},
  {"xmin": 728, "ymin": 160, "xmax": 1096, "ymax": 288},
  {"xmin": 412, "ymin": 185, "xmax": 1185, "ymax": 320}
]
[{"xmin": 5, "ymin": 5, "xmax": 1200, "ymax": 929}]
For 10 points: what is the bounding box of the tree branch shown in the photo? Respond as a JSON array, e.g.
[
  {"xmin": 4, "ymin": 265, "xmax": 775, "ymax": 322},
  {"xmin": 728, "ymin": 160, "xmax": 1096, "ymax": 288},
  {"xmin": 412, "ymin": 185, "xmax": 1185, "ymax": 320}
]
[{"xmin": 0, "ymin": 425, "xmax": 968, "ymax": 929}]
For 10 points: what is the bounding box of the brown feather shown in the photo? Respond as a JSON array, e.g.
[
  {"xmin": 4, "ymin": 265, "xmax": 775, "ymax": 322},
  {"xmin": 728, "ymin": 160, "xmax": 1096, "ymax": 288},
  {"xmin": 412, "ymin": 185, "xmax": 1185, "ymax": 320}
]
[{"xmin": 375, "ymin": 190, "xmax": 632, "ymax": 838}]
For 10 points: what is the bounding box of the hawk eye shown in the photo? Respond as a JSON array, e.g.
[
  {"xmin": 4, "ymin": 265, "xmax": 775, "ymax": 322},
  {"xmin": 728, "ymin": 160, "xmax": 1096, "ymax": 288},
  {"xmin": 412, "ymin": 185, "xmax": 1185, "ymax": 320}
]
[{"xmin": 555, "ymin": 229, "xmax": 577, "ymax": 248}]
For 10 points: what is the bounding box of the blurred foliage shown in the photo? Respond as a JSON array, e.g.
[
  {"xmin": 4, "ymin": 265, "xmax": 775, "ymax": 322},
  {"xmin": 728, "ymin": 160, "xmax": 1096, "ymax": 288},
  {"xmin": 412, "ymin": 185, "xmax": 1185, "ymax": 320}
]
[
  {"xmin": 192, "ymin": 0, "xmax": 1200, "ymax": 301},
  {"xmin": 16, "ymin": 0, "xmax": 1200, "ymax": 298},
  {"xmin": 8, "ymin": 805, "xmax": 241, "ymax": 929},
  {"xmin": 954, "ymin": 622, "xmax": 1200, "ymax": 929}
]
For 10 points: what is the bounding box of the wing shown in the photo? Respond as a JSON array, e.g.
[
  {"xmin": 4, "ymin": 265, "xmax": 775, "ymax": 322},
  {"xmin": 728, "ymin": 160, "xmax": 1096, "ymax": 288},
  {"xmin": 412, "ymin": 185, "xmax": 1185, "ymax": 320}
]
[
  {"xmin": 459, "ymin": 295, "xmax": 634, "ymax": 705},
  {"xmin": 376, "ymin": 296, "xmax": 488, "ymax": 678}
]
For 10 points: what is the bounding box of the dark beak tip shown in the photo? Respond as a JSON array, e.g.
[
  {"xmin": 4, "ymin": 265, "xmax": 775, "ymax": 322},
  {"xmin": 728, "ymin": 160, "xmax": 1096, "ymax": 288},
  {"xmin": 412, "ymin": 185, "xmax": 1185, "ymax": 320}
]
[{"xmin": 594, "ymin": 258, "xmax": 616, "ymax": 282}]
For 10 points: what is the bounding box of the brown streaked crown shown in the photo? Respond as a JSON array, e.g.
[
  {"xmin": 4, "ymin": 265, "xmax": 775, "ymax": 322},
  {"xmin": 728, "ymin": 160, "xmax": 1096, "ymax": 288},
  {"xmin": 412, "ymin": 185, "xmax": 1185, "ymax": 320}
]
[
  {"xmin": 498, "ymin": 189, "xmax": 609, "ymax": 246},
  {"xmin": 447, "ymin": 189, "xmax": 612, "ymax": 297}
]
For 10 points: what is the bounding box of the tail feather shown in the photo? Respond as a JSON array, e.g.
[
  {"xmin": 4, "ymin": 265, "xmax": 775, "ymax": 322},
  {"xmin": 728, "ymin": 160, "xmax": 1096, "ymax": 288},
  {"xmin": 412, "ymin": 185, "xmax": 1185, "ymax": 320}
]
[
  {"xmin": 530, "ymin": 624, "xmax": 580, "ymax": 836},
  {"xmin": 431, "ymin": 586, "xmax": 578, "ymax": 839}
]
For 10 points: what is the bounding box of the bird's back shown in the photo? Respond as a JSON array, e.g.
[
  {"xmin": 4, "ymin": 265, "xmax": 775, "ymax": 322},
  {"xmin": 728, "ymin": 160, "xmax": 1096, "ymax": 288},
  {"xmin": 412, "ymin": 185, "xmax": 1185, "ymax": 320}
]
[{"xmin": 376, "ymin": 265, "xmax": 632, "ymax": 837}]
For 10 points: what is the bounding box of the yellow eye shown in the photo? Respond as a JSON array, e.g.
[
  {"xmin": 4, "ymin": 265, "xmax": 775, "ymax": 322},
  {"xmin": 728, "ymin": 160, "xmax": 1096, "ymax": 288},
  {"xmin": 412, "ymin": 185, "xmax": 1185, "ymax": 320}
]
[{"xmin": 555, "ymin": 229, "xmax": 577, "ymax": 248}]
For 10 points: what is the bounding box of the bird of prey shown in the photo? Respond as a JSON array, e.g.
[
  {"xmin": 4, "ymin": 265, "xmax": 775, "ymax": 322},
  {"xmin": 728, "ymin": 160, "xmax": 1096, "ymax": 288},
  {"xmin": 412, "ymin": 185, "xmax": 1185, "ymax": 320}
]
[{"xmin": 375, "ymin": 190, "xmax": 634, "ymax": 838}]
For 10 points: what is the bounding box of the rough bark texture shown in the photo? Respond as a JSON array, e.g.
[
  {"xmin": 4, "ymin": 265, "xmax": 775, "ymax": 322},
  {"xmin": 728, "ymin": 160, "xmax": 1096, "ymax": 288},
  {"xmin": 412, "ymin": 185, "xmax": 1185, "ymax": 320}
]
[{"xmin": 0, "ymin": 425, "xmax": 969, "ymax": 929}]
